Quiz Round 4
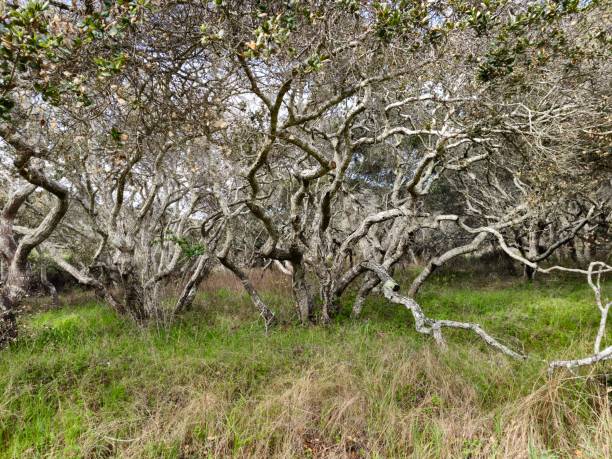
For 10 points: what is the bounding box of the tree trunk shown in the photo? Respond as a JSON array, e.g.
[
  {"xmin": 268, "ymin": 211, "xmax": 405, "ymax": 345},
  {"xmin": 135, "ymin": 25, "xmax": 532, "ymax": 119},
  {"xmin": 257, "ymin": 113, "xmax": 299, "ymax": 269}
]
[
  {"xmin": 40, "ymin": 264, "xmax": 59, "ymax": 308},
  {"xmin": 174, "ymin": 255, "xmax": 213, "ymax": 314},
  {"xmin": 523, "ymin": 264, "xmax": 536, "ymax": 281},
  {"xmin": 0, "ymin": 293, "xmax": 17, "ymax": 347},
  {"xmin": 568, "ymin": 238, "xmax": 579, "ymax": 263},
  {"xmin": 218, "ymin": 256, "xmax": 276, "ymax": 329},
  {"xmin": 319, "ymin": 275, "xmax": 339, "ymax": 323},
  {"xmin": 0, "ymin": 164, "xmax": 70, "ymax": 347},
  {"xmin": 112, "ymin": 246, "xmax": 149, "ymax": 321},
  {"xmin": 120, "ymin": 273, "xmax": 148, "ymax": 322},
  {"xmin": 523, "ymin": 228, "xmax": 539, "ymax": 281},
  {"xmin": 0, "ymin": 263, "xmax": 31, "ymax": 347},
  {"xmin": 292, "ymin": 262, "xmax": 313, "ymax": 324},
  {"xmin": 0, "ymin": 259, "xmax": 5, "ymax": 284},
  {"xmin": 351, "ymin": 275, "xmax": 378, "ymax": 318}
]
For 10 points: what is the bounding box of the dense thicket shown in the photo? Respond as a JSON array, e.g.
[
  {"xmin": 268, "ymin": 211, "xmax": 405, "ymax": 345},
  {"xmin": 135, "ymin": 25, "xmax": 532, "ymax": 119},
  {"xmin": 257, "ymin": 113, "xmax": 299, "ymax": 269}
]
[{"xmin": 1, "ymin": 1, "xmax": 610, "ymax": 369}]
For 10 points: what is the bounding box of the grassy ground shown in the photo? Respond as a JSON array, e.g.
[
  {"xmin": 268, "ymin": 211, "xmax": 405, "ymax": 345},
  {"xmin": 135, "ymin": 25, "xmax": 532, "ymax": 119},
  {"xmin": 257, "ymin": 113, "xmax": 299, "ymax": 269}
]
[{"xmin": 0, "ymin": 270, "xmax": 610, "ymax": 458}]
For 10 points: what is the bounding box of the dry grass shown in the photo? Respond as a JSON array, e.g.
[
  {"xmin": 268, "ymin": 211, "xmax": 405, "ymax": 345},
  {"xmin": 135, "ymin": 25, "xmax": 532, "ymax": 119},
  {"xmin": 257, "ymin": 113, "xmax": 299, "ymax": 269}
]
[
  {"xmin": 200, "ymin": 266, "xmax": 292, "ymax": 296},
  {"xmin": 500, "ymin": 374, "xmax": 611, "ymax": 458},
  {"xmin": 68, "ymin": 347, "xmax": 610, "ymax": 458}
]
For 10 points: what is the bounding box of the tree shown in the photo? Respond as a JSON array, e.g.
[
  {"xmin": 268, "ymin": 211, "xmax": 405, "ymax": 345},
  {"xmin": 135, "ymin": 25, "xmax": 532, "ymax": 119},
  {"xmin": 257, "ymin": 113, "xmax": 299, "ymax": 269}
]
[
  {"xmin": 0, "ymin": 0, "xmax": 147, "ymax": 345},
  {"xmin": 1, "ymin": 0, "xmax": 609, "ymax": 367},
  {"xmin": 184, "ymin": 0, "xmax": 609, "ymax": 358}
]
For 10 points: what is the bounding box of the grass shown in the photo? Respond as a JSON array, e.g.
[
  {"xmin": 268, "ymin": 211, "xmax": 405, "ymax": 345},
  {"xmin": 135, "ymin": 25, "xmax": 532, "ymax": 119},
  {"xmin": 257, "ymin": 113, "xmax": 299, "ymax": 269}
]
[{"xmin": 0, "ymin": 270, "xmax": 610, "ymax": 458}]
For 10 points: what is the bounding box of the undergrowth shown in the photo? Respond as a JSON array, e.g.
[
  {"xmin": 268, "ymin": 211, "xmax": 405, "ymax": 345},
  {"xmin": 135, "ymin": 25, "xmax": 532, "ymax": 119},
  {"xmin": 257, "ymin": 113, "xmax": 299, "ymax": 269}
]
[{"xmin": 0, "ymin": 272, "xmax": 610, "ymax": 458}]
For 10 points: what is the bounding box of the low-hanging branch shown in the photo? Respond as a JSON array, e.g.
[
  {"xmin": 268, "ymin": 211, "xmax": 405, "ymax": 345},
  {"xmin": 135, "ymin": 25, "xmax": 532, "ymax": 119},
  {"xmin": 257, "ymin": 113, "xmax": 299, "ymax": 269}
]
[
  {"xmin": 547, "ymin": 261, "xmax": 611, "ymax": 375},
  {"xmin": 460, "ymin": 221, "xmax": 611, "ymax": 373},
  {"xmin": 361, "ymin": 261, "xmax": 526, "ymax": 360}
]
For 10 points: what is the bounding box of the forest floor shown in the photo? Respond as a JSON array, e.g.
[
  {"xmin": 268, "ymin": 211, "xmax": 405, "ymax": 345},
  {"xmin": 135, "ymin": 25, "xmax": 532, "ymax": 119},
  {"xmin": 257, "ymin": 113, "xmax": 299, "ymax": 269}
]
[{"xmin": 0, "ymin": 269, "xmax": 610, "ymax": 458}]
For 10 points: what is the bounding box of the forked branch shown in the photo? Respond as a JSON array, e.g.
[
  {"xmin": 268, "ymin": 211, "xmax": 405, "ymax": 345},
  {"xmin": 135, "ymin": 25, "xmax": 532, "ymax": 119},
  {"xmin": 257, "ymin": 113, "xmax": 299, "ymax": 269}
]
[
  {"xmin": 548, "ymin": 261, "xmax": 611, "ymax": 375},
  {"xmin": 361, "ymin": 262, "xmax": 526, "ymax": 360}
]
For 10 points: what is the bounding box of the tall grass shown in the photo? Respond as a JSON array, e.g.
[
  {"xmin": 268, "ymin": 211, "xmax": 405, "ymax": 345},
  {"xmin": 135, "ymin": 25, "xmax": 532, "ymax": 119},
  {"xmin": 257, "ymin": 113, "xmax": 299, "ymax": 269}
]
[{"xmin": 0, "ymin": 273, "xmax": 609, "ymax": 458}]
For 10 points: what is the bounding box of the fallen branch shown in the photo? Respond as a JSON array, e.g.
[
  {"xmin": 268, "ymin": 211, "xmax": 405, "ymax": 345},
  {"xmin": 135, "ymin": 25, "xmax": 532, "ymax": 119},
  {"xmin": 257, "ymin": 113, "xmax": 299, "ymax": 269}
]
[
  {"xmin": 458, "ymin": 223, "xmax": 612, "ymax": 373},
  {"xmin": 361, "ymin": 261, "xmax": 526, "ymax": 360},
  {"xmin": 548, "ymin": 261, "xmax": 611, "ymax": 375},
  {"xmin": 548, "ymin": 346, "xmax": 612, "ymax": 375}
]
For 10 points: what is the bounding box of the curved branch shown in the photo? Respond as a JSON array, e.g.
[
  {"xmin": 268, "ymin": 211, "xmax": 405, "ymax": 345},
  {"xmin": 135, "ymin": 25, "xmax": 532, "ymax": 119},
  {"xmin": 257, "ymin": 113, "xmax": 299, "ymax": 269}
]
[{"xmin": 361, "ymin": 261, "xmax": 525, "ymax": 360}]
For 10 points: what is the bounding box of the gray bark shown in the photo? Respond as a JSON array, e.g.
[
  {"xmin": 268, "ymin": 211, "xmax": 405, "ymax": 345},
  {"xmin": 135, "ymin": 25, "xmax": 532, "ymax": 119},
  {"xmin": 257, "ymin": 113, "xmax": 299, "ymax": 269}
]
[
  {"xmin": 548, "ymin": 346, "xmax": 612, "ymax": 375},
  {"xmin": 0, "ymin": 128, "xmax": 70, "ymax": 347},
  {"xmin": 218, "ymin": 256, "xmax": 276, "ymax": 331},
  {"xmin": 351, "ymin": 275, "xmax": 378, "ymax": 318},
  {"xmin": 292, "ymin": 261, "xmax": 314, "ymax": 324},
  {"xmin": 173, "ymin": 255, "xmax": 213, "ymax": 315},
  {"xmin": 361, "ymin": 261, "xmax": 525, "ymax": 360},
  {"xmin": 408, "ymin": 232, "xmax": 489, "ymax": 297}
]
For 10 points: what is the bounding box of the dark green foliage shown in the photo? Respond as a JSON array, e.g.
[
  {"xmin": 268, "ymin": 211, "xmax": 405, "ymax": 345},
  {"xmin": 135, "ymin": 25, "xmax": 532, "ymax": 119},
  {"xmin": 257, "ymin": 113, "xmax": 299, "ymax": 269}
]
[
  {"xmin": 0, "ymin": 0, "xmax": 147, "ymax": 118},
  {"xmin": 162, "ymin": 234, "xmax": 207, "ymax": 259}
]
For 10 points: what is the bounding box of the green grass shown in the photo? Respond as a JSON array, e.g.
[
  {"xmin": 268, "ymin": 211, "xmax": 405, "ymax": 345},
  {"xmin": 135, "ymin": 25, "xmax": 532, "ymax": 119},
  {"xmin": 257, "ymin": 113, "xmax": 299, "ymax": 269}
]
[{"xmin": 0, "ymin": 274, "xmax": 610, "ymax": 458}]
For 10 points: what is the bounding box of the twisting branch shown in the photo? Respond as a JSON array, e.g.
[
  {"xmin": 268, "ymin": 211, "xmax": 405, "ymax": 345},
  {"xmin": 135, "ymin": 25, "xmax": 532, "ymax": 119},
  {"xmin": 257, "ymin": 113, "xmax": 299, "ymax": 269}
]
[
  {"xmin": 173, "ymin": 255, "xmax": 214, "ymax": 315},
  {"xmin": 548, "ymin": 261, "xmax": 611, "ymax": 375},
  {"xmin": 457, "ymin": 220, "xmax": 611, "ymax": 373},
  {"xmin": 589, "ymin": 262, "xmax": 611, "ymax": 354},
  {"xmin": 0, "ymin": 126, "xmax": 71, "ymax": 346},
  {"xmin": 361, "ymin": 262, "xmax": 526, "ymax": 360},
  {"xmin": 409, "ymin": 208, "xmax": 531, "ymax": 297},
  {"xmin": 548, "ymin": 346, "xmax": 612, "ymax": 375},
  {"xmin": 211, "ymin": 190, "xmax": 276, "ymax": 331}
]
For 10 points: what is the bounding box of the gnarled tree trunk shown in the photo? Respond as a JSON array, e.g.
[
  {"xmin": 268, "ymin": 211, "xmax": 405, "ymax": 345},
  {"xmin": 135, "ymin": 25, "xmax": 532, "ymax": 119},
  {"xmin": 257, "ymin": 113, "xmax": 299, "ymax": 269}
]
[
  {"xmin": 0, "ymin": 182, "xmax": 68, "ymax": 345},
  {"xmin": 292, "ymin": 261, "xmax": 314, "ymax": 324}
]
